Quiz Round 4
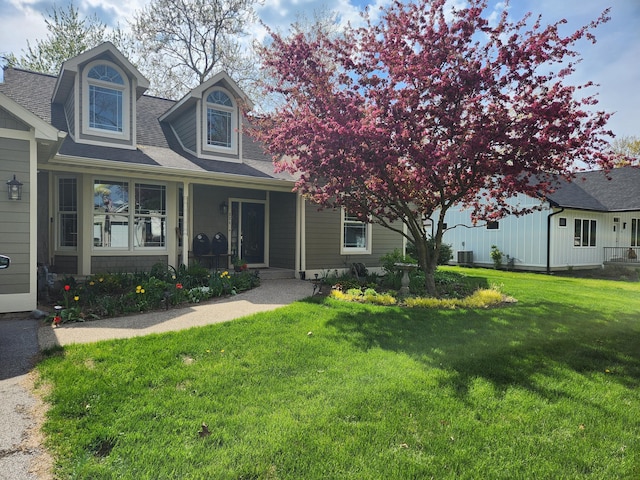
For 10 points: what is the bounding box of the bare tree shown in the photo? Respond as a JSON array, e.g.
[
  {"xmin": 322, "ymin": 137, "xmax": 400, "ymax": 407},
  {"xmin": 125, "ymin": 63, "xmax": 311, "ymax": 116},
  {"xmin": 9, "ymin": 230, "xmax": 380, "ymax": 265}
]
[
  {"xmin": 611, "ymin": 135, "xmax": 640, "ymax": 165},
  {"xmin": 2, "ymin": 2, "xmax": 132, "ymax": 75},
  {"xmin": 131, "ymin": 0, "xmax": 261, "ymax": 99}
]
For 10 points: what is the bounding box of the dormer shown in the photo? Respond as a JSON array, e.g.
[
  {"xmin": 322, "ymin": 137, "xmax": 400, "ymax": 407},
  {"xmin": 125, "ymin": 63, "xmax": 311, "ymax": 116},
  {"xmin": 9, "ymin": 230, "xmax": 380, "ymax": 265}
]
[
  {"xmin": 160, "ymin": 71, "xmax": 253, "ymax": 163},
  {"xmin": 51, "ymin": 42, "xmax": 150, "ymax": 150}
]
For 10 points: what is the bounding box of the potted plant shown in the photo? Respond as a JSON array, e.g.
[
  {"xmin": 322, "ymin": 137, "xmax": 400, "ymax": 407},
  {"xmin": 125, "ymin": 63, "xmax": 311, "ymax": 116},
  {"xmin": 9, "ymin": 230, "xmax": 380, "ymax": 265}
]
[{"xmin": 232, "ymin": 256, "xmax": 248, "ymax": 272}]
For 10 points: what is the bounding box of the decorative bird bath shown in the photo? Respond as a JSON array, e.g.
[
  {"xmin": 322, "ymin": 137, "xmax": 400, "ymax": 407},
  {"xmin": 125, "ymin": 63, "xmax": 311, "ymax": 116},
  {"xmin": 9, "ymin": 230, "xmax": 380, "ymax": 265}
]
[{"xmin": 394, "ymin": 262, "xmax": 418, "ymax": 295}]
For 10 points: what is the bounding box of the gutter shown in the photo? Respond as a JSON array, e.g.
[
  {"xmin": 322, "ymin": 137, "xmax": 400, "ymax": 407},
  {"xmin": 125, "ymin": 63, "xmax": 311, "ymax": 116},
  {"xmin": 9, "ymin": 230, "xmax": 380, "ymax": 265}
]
[
  {"xmin": 546, "ymin": 204, "xmax": 565, "ymax": 274},
  {"xmin": 45, "ymin": 154, "xmax": 295, "ymax": 191}
]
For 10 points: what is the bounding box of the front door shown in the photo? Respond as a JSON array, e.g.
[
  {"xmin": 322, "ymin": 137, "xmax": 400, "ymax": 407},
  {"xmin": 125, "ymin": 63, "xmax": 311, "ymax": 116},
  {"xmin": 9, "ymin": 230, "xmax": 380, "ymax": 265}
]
[{"xmin": 230, "ymin": 200, "xmax": 266, "ymax": 266}]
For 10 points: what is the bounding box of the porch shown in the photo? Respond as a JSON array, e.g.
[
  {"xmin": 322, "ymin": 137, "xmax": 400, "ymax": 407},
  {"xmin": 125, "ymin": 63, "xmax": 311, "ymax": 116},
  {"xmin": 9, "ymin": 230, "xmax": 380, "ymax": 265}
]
[{"xmin": 603, "ymin": 247, "xmax": 640, "ymax": 267}]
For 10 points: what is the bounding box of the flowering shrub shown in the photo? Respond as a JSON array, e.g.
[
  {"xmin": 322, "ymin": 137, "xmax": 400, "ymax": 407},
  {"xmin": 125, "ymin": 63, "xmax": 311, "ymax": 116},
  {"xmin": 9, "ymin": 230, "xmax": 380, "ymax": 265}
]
[{"xmin": 47, "ymin": 264, "xmax": 260, "ymax": 323}]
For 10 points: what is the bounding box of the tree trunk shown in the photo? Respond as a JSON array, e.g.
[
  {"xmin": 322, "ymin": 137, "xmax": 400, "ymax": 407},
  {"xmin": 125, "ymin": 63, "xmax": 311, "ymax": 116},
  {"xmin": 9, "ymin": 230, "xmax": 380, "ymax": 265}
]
[
  {"xmin": 415, "ymin": 237, "xmax": 438, "ymax": 297},
  {"xmin": 424, "ymin": 267, "xmax": 437, "ymax": 297}
]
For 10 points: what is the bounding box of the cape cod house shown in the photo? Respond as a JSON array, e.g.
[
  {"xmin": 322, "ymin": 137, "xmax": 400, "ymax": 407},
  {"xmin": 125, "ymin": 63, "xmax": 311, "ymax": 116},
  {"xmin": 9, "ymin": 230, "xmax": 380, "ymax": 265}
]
[
  {"xmin": 442, "ymin": 167, "xmax": 640, "ymax": 273},
  {"xmin": 0, "ymin": 42, "xmax": 402, "ymax": 313}
]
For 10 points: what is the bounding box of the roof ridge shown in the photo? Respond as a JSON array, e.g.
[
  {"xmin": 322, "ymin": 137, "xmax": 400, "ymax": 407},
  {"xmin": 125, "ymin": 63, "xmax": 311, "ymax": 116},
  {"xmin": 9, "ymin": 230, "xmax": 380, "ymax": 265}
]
[{"xmin": 3, "ymin": 66, "xmax": 58, "ymax": 79}]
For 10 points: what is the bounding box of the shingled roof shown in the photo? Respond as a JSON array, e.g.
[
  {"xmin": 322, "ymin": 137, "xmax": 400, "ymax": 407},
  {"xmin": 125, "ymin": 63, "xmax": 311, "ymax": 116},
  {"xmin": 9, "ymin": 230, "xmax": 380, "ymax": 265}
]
[
  {"xmin": 0, "ymin": 67, "xmax": 289, "ymax": 181},
  {"xmin": 546, "ymin": 167, "xmax": 640, "ymax": 212}
]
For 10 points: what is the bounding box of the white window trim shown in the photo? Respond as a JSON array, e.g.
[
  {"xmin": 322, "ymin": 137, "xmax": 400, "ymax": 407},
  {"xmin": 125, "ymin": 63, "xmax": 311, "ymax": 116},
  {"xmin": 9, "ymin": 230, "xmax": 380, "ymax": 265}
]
[
  {"xmin": 573, "ymin": 218, "xmax": 597, "ymax": 248},
  {"xmin": 340, "ymin": 208, "xmax": 372, "ymax": 255},
  {"xmin": 56, "ymin": 176, "xmax": 78, "ymax": 251},
  {"xmin": 82, "ymin": 60, "xmax": 131, "ymax": 141},
  {"xmin": 92, "ymin": 178, "xmax": 168, "ymax": 252},
  {"xmin": 202, "ymin": 87, "xmax": 238, "ymax": 155}
]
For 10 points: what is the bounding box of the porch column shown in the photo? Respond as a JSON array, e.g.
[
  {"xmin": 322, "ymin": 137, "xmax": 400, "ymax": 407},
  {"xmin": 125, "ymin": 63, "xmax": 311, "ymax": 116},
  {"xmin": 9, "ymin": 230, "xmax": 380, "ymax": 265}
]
[
  {"xmin": 296, "ymin": 193, "xmax": 306, "ymax": 274},
  {"xmin": 182, "ymin": 182, "xmax": 190, "ymax": 268}
]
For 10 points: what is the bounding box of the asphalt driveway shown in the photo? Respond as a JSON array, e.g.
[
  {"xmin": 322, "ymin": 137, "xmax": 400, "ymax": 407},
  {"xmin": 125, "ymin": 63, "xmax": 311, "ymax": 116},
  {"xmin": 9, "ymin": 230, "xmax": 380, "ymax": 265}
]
[{"xmin": 0, "ymin": 317, "xmax": 47, "ymax": 480}]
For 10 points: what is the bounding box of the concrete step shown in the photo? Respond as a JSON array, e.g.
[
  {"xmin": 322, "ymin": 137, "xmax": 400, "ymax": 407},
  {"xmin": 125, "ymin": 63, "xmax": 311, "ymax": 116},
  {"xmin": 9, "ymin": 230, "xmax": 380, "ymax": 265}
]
[{"xmin": 254, "ymin": 268, "xmax": 296, "ymax": 280}]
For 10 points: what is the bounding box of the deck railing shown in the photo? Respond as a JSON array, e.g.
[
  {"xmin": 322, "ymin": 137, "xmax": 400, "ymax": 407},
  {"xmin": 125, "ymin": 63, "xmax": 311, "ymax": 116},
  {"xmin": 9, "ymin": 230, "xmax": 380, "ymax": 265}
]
[{"xmin": 603, "ymin": 247, "xmax": 640, "ymax": 264}]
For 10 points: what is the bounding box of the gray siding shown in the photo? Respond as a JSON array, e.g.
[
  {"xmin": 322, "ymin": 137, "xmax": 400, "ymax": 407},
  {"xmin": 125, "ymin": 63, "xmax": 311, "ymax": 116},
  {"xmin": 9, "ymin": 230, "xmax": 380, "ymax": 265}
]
[
  {"xmin": 0, "ymin": 108, "xmax": 29, "ymax": 131},
  {"xmin": 0, "ymin": 138, "xmax": 30, "ymax": 294},
  {"xmin": 91, "ymin": 255, "xmax": 168, "ymax": 273},
  {"xmin": 172, "ymin": 109, "xmax": 197, "ymax": 152},
  {"xmin": 192, "ymin": 185, "xmax": 266, "ymax": 245},
  {"xmin": 53, "ymin": 255, "xmax": 78, "ymax": 274},
  {"xmin": 64, "ymin": 92, "xmax": 75, "ymax": 135},
  {"xmin": 304, "ymin": 205, "xmax": 403, "ymax": 270},
  {"xmin": 269, "ymin": 192, "xmax": 296, "ymax": 269}
]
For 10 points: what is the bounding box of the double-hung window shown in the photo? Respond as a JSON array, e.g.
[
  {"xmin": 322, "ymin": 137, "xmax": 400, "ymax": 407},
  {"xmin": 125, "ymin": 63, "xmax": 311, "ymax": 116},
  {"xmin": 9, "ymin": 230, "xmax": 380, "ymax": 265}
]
[
  {"xmin": 94, "ymin": 180, "xmax": 129, "ymax": 248},
  {"xmin": 574, "ymin": 219, "xmax": 597, "ymax": 247},
  {"xmin": 58, "ymin": 177, "xmax": 77, "ymax": 248},
  {"xmin": 204, "ymin": 89, "xmax": 236, "ymax": 153},
  {"xmin": 134, "ymin": 184, "xmax": 166, "ymax": 248},
  {"xmin": 341, "ymin": 210, "xmax": 371, "ymax": 254},
  {"xmin": 631, "ymin": 219, "xmax": 640, "ymax": 246},
  {"xmin": 93, "ymin": 180, "xmax": 166, "ymax": 249}
]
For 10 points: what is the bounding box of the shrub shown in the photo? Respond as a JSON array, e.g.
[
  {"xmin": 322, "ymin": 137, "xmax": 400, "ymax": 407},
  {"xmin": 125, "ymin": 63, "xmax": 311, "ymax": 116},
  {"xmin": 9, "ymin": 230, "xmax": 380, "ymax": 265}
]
[
  {"xmin": 490, "ymin": 245, "xmax": 503, "ymax": 269},
  {"xmin": 404, "ymin": 288, "xmax": 506, "ymax": 309},
  {"xmin": 330, "ymin": 288, "xmax": 397, "ymax": 306},
  {"xmin": 406, "ymin": 239, "xmax": 454, "ymax": 265}
]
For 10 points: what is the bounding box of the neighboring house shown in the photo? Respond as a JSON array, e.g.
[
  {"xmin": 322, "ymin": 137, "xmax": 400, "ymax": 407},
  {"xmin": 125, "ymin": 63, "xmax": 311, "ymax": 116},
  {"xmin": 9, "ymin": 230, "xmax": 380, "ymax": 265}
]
[
  {"xmin": 442, "ymin": 167, "xmax": 640, "ymax": 272},
  {"xmin": 0, "ymin": 42, "xmax": 402, "ymax": 313}
]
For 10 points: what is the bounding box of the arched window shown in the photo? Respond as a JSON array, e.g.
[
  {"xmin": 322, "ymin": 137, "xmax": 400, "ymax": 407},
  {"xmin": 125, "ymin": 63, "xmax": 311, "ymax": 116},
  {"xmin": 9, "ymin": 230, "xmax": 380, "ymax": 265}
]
[
  {"xmin": 83, "ymin": 62, "xmax": 128, "ymax": 137},
  {"xmin": 88, "ymin": 64, "xmax": 124, "ymax": 132},
  {"xmin": 205, "ymin": 89, "xmax": 235, "ymax": 149}
]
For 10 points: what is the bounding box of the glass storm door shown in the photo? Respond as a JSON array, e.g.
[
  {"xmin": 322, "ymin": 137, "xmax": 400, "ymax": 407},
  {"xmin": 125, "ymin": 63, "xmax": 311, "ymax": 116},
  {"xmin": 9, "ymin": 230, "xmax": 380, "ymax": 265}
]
[{"xmin": 230, "ymin": 200, "xmax": 265, "ymax": 265}]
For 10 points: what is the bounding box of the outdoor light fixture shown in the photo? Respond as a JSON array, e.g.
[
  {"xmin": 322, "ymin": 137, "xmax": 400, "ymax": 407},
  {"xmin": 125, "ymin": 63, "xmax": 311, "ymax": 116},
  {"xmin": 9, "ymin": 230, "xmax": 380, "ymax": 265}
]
[
  {"xmin": 219, "ymin": 201, "xmax": 228, "ymax": 215},
  {"xmin": 7, "ymin": 175, "xmax": 23, "ymax": 201}
]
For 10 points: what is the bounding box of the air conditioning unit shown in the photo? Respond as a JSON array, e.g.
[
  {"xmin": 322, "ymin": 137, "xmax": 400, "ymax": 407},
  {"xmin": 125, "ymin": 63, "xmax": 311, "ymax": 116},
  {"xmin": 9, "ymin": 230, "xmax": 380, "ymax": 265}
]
[{"xmin": 457, "ymin": 251, "xmax": 473, "ymax": 266}]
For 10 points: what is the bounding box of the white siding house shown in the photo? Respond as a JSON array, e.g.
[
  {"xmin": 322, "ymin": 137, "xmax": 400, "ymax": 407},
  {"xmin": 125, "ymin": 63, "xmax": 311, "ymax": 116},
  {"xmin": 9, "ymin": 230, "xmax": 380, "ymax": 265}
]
[{"xmin": 441, "ymin": 167, "xmax": 640, "ymax": 272}]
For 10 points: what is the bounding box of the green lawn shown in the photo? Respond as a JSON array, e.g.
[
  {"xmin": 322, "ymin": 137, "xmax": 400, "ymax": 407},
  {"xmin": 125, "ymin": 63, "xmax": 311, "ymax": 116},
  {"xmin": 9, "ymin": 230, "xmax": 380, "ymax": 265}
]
[{"xmin": 36, "ymin": 267, "xmax": 640, "ymax": 479}]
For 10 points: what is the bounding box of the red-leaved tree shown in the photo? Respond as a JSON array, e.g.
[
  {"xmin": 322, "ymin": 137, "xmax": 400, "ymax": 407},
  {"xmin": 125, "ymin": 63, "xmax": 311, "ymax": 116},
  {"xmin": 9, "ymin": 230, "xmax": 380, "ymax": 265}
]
[{"xmin": 249, "ymin": 0, "xmax": 615, "ymax": 295}]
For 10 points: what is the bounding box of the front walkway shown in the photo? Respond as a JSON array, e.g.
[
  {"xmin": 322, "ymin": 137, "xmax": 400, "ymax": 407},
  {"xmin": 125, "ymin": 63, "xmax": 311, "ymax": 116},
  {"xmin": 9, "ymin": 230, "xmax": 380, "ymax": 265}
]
[{"xmin": 39, "ymin": 278, "xmax": 313, "ymax": 348}]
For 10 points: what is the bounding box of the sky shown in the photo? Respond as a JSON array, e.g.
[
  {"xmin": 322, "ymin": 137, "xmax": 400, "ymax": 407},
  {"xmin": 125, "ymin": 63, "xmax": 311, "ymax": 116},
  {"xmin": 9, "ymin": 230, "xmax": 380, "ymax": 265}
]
[{"xmin": 0, "ymin": 0, "xmax": 638, "ymax": 138}]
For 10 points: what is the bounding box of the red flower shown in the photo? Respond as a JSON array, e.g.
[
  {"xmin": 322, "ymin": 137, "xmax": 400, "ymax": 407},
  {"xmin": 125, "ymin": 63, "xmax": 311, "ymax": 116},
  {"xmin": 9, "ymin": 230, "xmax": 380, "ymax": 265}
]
[
  {"xmin": 176, "ymin": 283, "xmax": 183, "ymax": 289},
  {"xmin": 64, "ymin": 285, "xmax": 71, "ymax": 291},
  {"xmin": 53, "ymin": 316, "xmax": 61, "ymax": 325}
]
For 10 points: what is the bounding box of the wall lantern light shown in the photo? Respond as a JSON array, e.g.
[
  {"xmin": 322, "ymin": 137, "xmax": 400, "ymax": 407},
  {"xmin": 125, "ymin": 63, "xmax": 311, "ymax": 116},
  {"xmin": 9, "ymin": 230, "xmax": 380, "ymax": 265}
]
[
  {"xmin": 7, "ymin": 175, "xmax": 23, "ymax": 200},
  {"xmin": 219, "ymin": 201, "xmax": 228, "ymax": 216}
]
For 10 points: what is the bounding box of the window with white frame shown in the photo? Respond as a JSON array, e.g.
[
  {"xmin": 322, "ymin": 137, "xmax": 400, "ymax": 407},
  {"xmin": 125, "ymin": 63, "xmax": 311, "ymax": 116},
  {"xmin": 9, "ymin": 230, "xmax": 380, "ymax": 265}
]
[
  {"xmin": 93, "ymin": 180, "xmax": 166, "ymax": 249},
  {"xmin": 134, "ymin": 184, "xmax": 167, "ymax": 248},
  {"xmin": 574, "ymin": 219, "xmax": 597, "ymax": 247},
  {"xmin": 204, "ymin": 88, "xmax": 236, "ymax": 153},
  {"xmin": 341, "ymin": 210, "xmax": 371, "ymax": 254},
  {"xmin": 57, "ymin": 177, "xmax": 77, "ymax": 248},
  {"xmin": 631, "ymin": 219, "xmax": 640, "ymax": 246},
  {"xmin": 83, "ymin": 62, "xmax": 129, "ymax": 139},
  {"xmin": 178, "ymin": 187, "xmax": 184, "ymax": 248},
  {"xmin": 94, "ymin": 180, "xmax": 129, "ymax": 248}
]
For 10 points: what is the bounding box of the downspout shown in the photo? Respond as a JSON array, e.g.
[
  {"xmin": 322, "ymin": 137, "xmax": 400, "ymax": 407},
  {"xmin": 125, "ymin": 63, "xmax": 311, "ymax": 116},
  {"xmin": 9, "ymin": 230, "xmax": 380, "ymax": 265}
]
[{"xmin": 546, "ymin": 205, "xmax": 564, "ymax": 274}]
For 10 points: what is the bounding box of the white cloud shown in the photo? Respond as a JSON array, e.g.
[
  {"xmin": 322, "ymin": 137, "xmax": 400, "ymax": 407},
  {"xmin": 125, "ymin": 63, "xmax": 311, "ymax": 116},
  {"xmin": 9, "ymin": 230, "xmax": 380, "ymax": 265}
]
[{"xmin": 1, "ymin": 0, "xmax": 637, "ymax": 136}]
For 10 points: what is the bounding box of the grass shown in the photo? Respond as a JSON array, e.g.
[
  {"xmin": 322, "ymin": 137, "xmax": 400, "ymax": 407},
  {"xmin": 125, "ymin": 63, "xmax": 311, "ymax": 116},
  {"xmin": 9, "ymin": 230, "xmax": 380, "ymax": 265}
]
[{"xmin": 36, "ymin": 267, "xmax": 640, "ymax": 479}]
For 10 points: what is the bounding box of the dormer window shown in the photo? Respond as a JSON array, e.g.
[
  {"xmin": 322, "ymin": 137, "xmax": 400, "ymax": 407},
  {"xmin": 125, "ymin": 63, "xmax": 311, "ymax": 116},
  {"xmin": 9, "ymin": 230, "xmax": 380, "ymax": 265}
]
[
  {"xmin": 88, "ymin": 65, "xmax": 124, "ymax": 132},
  {"xmin": 82, "ymin": 61, "xmax": 130, "ymax": 141},
  {"xmin": 203, "ymin": 88, "xmax": 238, "ymax": 154}
]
